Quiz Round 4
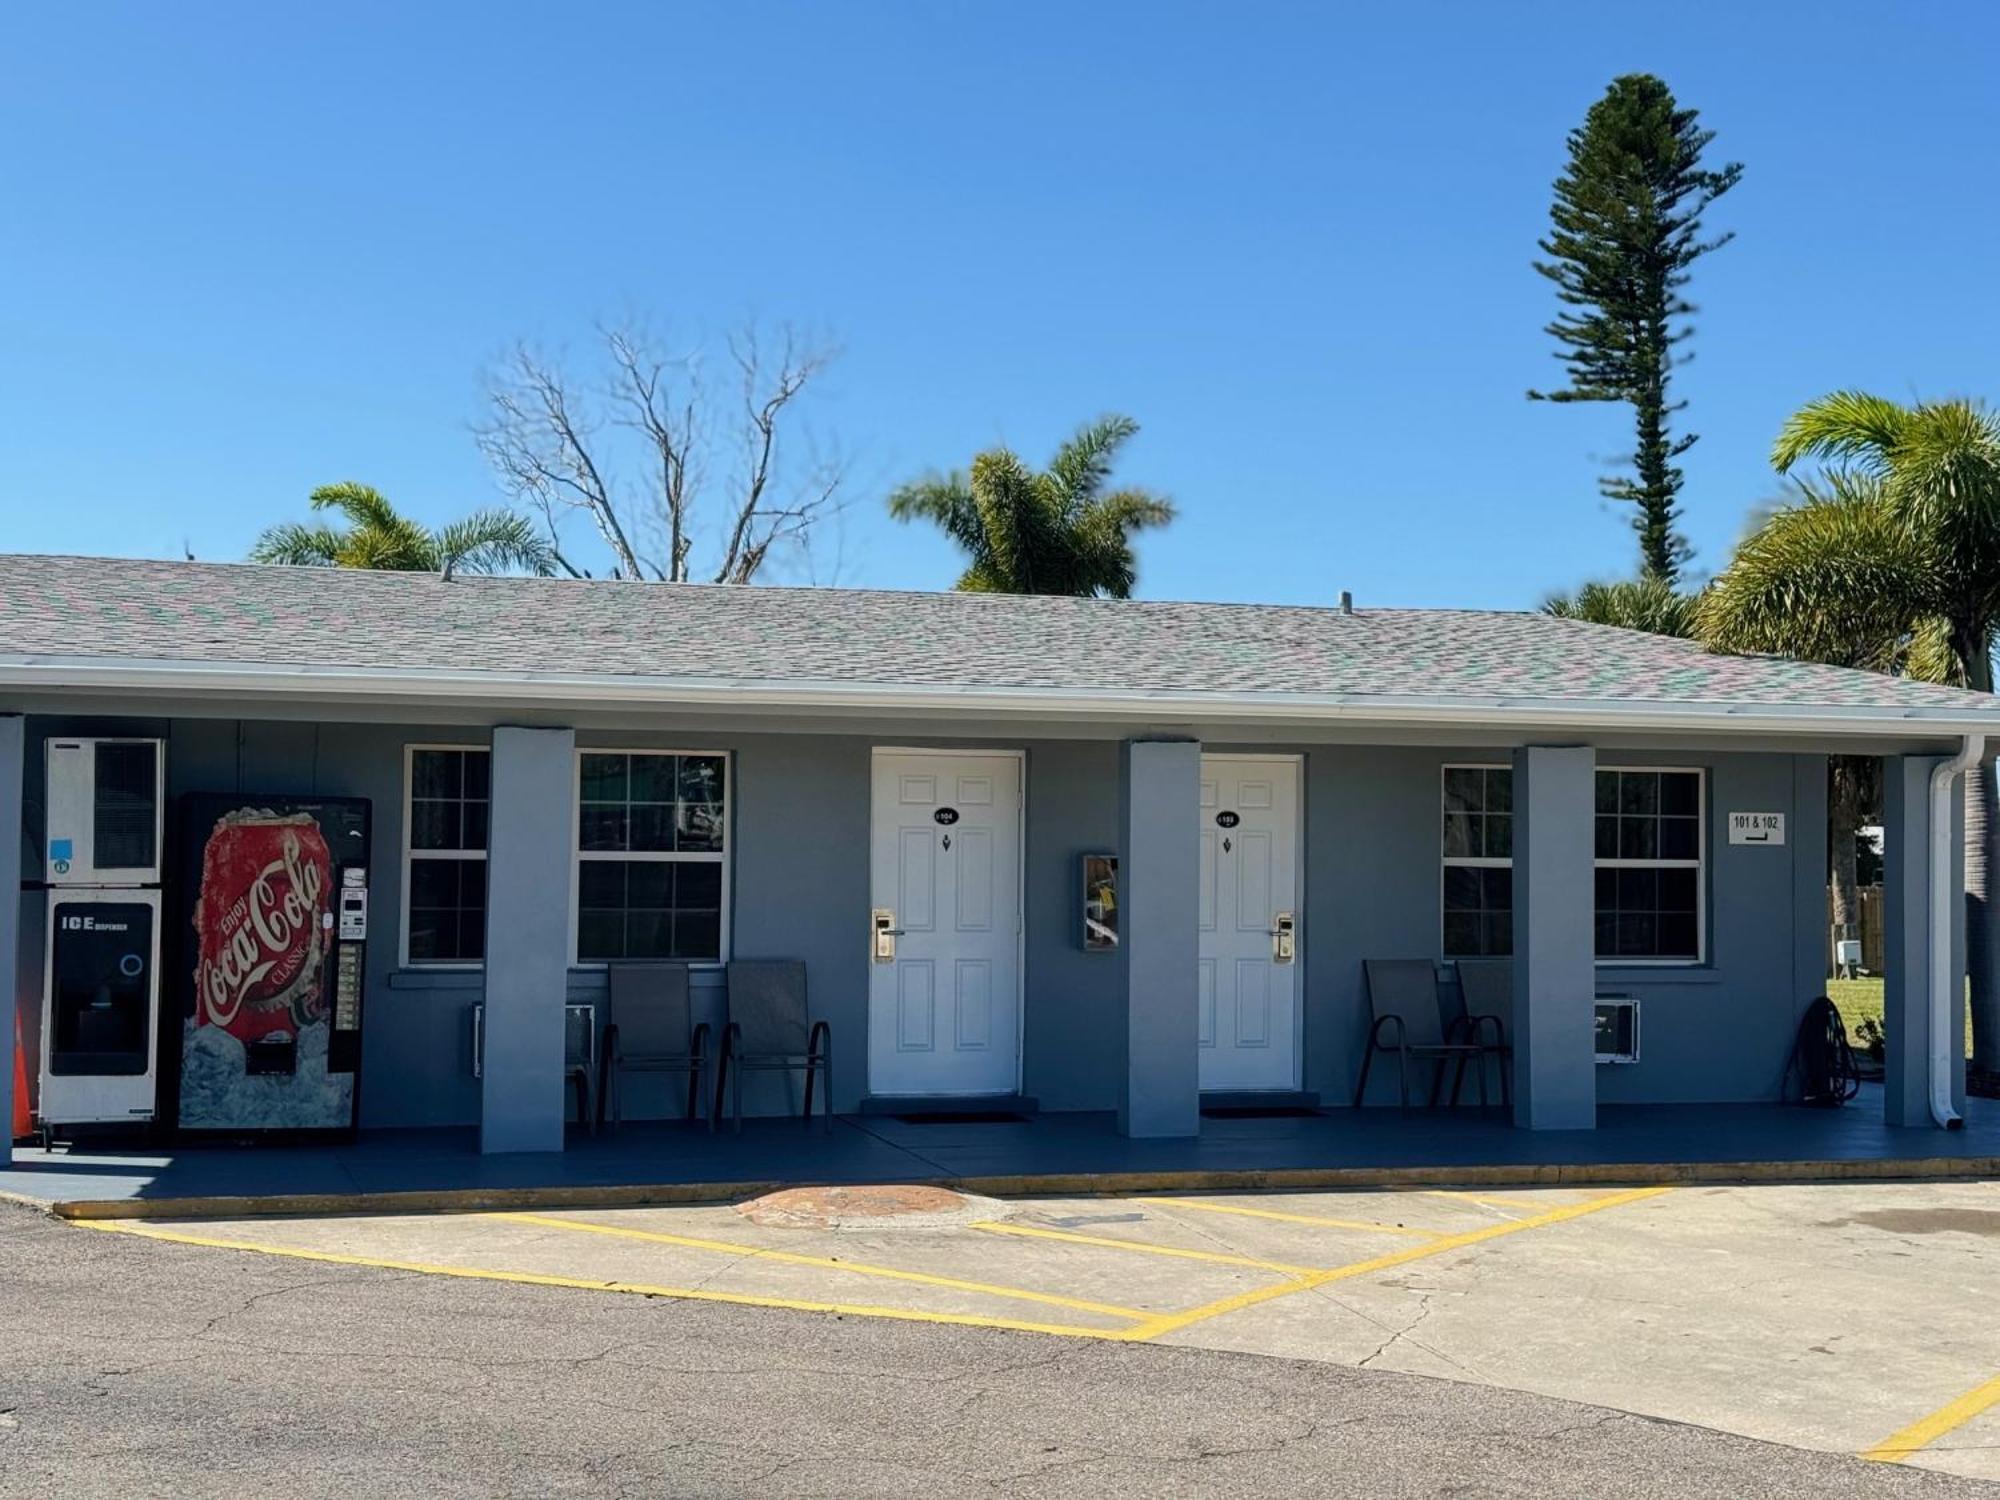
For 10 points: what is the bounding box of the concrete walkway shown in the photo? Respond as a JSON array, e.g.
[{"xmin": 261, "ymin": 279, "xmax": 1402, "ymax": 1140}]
[{"xmin": 7, "ymin": 1089, "xmax": 1999, "ymax": 1216}]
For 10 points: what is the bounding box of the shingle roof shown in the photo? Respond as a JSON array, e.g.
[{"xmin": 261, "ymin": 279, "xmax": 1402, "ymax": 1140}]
[{"xmin": 2, "ymin": 553, "xmax": 1996, "ymax": 722}]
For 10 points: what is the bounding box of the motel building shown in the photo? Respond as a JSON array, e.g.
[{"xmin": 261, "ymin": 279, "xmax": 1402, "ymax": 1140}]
[{"xmin": 2, "ymin": 553, "xmax": 1995, "ymax": 1162}]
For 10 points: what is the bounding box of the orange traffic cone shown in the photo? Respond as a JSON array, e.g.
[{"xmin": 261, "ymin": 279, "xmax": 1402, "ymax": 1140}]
[{"xmin": 11, "ymin": 1008, "xmax": 30, "ymax": 1143}]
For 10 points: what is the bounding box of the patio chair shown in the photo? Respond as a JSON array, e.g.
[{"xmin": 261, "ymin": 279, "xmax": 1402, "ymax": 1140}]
[
  {"xmin": 565, "ymin": 1001, "xmax": 596, "ymax": 1137},
  {"xmin": 1452, "ymin": 958, "xmax": 1514, "ymax": 1109},
  {"xmin": 715, "ymin": 960, "xmax": 831, "ymax": 1133},
  {"xmin": 1354, "ymin": 960, "xmax": 1490, "ymax": 1109},
  {"xmin": 598, "ymin": 963, "xmax": 711, "ymax": 1132}
]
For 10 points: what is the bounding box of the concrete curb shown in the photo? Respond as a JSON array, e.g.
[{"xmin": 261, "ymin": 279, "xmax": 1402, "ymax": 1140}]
[{"xmin": 25, "ymin": 1153, "xmax": 2000, "ymax": 1222}]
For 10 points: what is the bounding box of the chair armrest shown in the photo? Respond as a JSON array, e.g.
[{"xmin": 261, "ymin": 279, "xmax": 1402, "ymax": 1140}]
[
  {"xmin": 720, "ymin": 1021, "xmax": 743, "ymax": 1059},
  {"xmin": 691, "ymin": 1021, "xmax": 711, "ymax": 1058},
  {"xmin": 808, "ymin": 1019, "xmax": 830, "ymax": 1055},
  {"xmin": 602, "ymin": 1022, "xmax": 621, "ymax": 1065},
  {"xmin": 1468, "ymin": 1013, "xmax": 1506, "ymax": 1049},
  {"xmin": 1369, "ymin": 1014, "xmax": 1406, "ymax": 1049}
]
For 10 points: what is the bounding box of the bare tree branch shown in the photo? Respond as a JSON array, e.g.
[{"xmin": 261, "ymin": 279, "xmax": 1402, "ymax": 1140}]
[{"xmin": 477, "ymin": 321, "xmax": 843, "ymax": 586}]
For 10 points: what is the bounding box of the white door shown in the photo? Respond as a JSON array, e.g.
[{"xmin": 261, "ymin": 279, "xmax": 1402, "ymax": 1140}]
[
  {"xmin": 868, "ymin": 751, "xmax": 1023, "ymax": 1096},
  {"xmin": 1198, "ymin": 757, "xmax": 1302, "ymax": 1091}
]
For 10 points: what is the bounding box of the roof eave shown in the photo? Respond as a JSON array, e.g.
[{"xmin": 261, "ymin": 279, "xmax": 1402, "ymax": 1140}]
[{"xmin": 3, "ymin": 653, "xmax": 1996, "ymax": 741}]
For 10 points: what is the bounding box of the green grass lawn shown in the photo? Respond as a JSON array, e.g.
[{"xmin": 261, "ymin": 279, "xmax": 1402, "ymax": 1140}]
[{"xmin": 1825, "ymin": 976, "xmax": 1973, "ymax": 1058}]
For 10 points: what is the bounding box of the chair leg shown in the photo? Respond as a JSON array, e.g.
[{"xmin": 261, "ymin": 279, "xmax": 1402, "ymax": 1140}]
[
  {"xmin": 1449, "ymin": 1052, "xmax": 1469, "ymax": 1107},
  {"xmin": 711, "ymin": 1051, "xmax": 728, "ymax": 1127},
  {"xmin": 733, "ymin": 1054, "xmax": 744, "ymax": 1135},
  {"xmin": 598, "ymin": 1056, "xmax": 611, "ymax": 1134},
  {"xmin": 802, "ymin": 1059, "xmax": 816, "ymax": 1124},
  {"xmin": 1396, "ymin": 1046, "xmax": 1411, "ymax": 1110},
  {"xmin": 1352, "ymin": 1044, "xmax": 1375, "ymax": 1108},
  {"xmin": 685, "ymin": 1060, "xmax": 699, "ymax": 1124}
]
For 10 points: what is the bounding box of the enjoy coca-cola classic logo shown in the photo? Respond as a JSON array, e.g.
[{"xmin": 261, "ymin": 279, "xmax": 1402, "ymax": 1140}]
[{"xmin": 192, "ymin": 810, "xmax": 333, "ymax": 1039}]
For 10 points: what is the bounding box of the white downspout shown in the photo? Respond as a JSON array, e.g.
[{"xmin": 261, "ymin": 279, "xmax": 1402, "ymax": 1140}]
[{"xmin": 1927, "ymin": 734, "xmax": 1983, "ymax": 1129}]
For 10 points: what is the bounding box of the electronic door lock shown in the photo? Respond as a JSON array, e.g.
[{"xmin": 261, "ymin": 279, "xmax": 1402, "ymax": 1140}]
[
  {"xmin": 872, "ymin": 908, "xmax": 903, "ymax": 963},
  {"xmin": 1270, "ymin": 911, "xmax": 1296, "ymax": 964}
]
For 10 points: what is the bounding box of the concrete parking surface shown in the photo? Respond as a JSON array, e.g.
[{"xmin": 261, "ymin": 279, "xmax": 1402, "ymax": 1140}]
[{"xmin": 67, "ymin": 1176, "xmax": 2000, "ymax": 1485}]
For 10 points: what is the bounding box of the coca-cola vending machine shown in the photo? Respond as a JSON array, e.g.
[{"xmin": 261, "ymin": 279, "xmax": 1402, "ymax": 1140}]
[{"xmin": 171, "ymin": 794, "xmax": 371, "ymax": 1139}]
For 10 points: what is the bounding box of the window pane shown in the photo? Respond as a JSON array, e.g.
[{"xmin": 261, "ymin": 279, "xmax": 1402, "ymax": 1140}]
[
  {"xmin": 1659, "ymin": 866, "xmax": 1698, "ymax": 912},
  {"xmin": 1659, "ymin": 816, "xmax": 1698, "ymax": 861},
  {"xmin": 1594, "ymin": 912, "xmax": 1616, "ymax": 957},
  {"xmin": 1619, "ymin": 816, "xmax": 1658, "ymax": 860},
  {"xmin": 462, "ymin": 750, "xmax": 490, "ymax": 799},
  {"xmin": 1660, "ymin": 772, "xmax": 1699, "ymax": 816},
  {"xmin": 1616, "ymin": 868, "xmax": 1659, "ymax": 909},
  {"xmin": 410, "ymin": 799, "xmax": 460, "ymax": 852},
  {"xmin": 408, "ymin": 857, "xmax": 462, "ymax": 908},
  {"xmin": 579, "ymin": 806, "xmax": 629, "ymax": 852},
  {"xmin": 1619, "ymin": 772, "xmax": 1658, "ymax": 815},
  {"xmin": 628, "ymin": 803, "xmax": 674, "ymax": 853},
  {"xmin": 673, "ymin": 908, "xmax": 721, "ymax": 961},
  {"xmin": 580, "ymin": 754, "xmax": 628, "ymax": 801},
  {"xmin": 1658, "ymin": 913, "xmax": 1698, "ymax": 957},
  {"xmin": 1481, "ymin": 867, "xmax": 1513, "ymax": 911},
  {"xmin": 679, "ymin": 755, "xmax": 726, "ymax": 805},
  {"xmin": 1595, "ymin": 816, "xmax": 1619, "ymax": 860},
  {"xmin": 1443, "ymin": 913, "xmax": 1482, "ymax": 957},
  {"xmin": 461, "ymin": 800, "xmax": 489, "ymax": 853},
  {"xmin": 1617, "ymin": 913, "xmax": 1657, "ymax": 956},
  {"xmin": 577, "ymin": 912, "xmax": 624, "ymax": 963},
  {"xmin": 677, "ymin": 861, "xmax": 723, "ymax": 908},
  {"xmin": 1443, "ymin": 865, "xmax": 1482, "ymax": 911},
  {"xmin": 1482, "ymin": 914, "xmax": 1513, "ymax": 956},
  {"xmin": 1594, "ymin": 867, "xmax": 1616, "ymax": 905},
  {"xmin": 625, "ymin": 861, "xmax": 672, "ymax": 909},
  {"xmin": 628, "ymin": 754, "xmax": 677, "ymax": 803},
  {"xmin": 407, "ymin": 912, "xmax": 447, "ymax": 964},
  {"xmin": 578, "ymin": 860, "xmax": 626, "ymax": 909},
  {"xmin": 1484, "ymin": 769, "xmax": 1513, "ymax": 814},
  {"xmin": 412, "ymin": 749, "xmax": 461, "ymax": 800},
  {"xmin": 1595, "ymin": 771, "xmax": 1619, "ymax": 813},
  {"xmin": 1443, "ymin": 768, "xmax": 1484, "ymax": 815},
  {"xmin": 677, "ymin": 802, "xmax": 726, "ymax": 853},
  {"xmin": 626, "ymin": 910, "xmax": 673, "ymax": 959},
  {"xmin": 1485, "ymin": 813, "xmax": 1513, "ymax": 860},
  {"xmin": 1442, "ymin": 813, "xmax": 1476, "ymax": 859}
]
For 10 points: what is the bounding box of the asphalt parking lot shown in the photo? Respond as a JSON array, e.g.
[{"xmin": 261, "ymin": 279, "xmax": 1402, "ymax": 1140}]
[{"xmin": 77, "ymin": 1176, "xmax": 2000, "ymax": 1484}]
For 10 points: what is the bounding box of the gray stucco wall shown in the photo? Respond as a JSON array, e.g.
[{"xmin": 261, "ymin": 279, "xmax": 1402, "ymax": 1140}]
[{"xmin": 11, "ymin": 712, "xmax": 1834, "ymax": 1131}]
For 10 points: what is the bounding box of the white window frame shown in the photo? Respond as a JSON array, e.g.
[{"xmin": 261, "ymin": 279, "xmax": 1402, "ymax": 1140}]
[
  {"xmin": 1440, "ymin": 762, "xmax": 1515, "ymax": 960},
  {"xmin": 1594, "ymin": 764, "xmax": 1707, "ymax": 967},
  {"xmin": 569, "ymin": 747, "xmax": 733, "ymax": 969},
  {"xmin": 1439, "ymin": 761, "xmax": 1707, "ymax": 967},
  {"xmin": 400, "ymin": 743, "xmax": 491, "ymax": 970}
]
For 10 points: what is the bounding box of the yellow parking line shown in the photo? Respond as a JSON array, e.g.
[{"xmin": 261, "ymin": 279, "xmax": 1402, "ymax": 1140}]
[
  {"xmin": 72, "ymin": 1219, "xmax": 1121, "ymax": 1340},
  {"xmin": 973, "ymin": 1220, "xmax": 1319, "ymax": 1276},
  {"xmin": 1421, "ymin": 1189, "xmax": 1538, "ymax": 1212},
  {"xmin": 492, "ymin": 1211, "xmax": 1147, "ymax": 1322},
  {"xmin": 1862, "ymin": 1371, "xmax": 2000, "ymax": 1464},
  {"xmin": 1112, "ymin": 1186, "xmax": 1671, "ymax": 1342},
  {"xmin": 1144, "ymin": 1197, "xmax": 1441, "ymax": 1237}
]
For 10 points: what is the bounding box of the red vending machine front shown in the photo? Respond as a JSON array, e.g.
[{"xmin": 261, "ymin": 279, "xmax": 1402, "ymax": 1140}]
[{"xmin": 172, "ymin": 794, "xmax": 370, "ymax": 1140}]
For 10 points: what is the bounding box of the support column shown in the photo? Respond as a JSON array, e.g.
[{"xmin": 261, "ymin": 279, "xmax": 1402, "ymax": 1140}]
[
  {"xmin": 1118, "ymin": 737, "xmax": 1201, "ymax": 1138},
  {"xmin": 1511, "ymin": 745, "xmax": 1597, "ymax": 1130},
  {"xmin": 481, "ymin": 726, "xmax": 575, "ymax": 1154},
  {"xmin": 0, "ymin": 718, "xmax": 21, "ymax": 1150},
  {"xmin": 1882, "ymin": 755, "xmax": 1964, "ymax": 1127}
]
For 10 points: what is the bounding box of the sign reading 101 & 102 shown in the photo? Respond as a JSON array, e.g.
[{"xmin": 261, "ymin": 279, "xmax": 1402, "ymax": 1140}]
[{"xmin": 1727, "ymin": 812, "xmax": 1785, "ymax": 846}]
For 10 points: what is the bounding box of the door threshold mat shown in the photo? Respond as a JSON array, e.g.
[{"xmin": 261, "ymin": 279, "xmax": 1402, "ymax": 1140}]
[
  {"xmin": 1199, "ymin": 1105, "xmax": 1326, "ymax": 1120},
  {"xmin": 892, "ymin": 1111, "xmax": 1032, "ymax": 1125}
]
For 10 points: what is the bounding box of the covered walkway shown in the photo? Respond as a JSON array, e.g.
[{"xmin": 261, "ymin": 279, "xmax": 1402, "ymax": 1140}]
[{"xmin": 6, "ymin": 1085, "xmax": 1996, "ymax": 1218}]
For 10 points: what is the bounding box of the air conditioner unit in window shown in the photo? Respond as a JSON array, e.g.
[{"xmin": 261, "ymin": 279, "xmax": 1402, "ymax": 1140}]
[
  {"xmin": 469, "ymin": 1001, "xmax": 596, "ymax": 1079},
  {"xmin": 45, "ymin": 737, "xmax": 166, "ymax": 887},
  {"xmin": 1594, "ymin": 995, "xmax": 1640, "ymax": 1064}
]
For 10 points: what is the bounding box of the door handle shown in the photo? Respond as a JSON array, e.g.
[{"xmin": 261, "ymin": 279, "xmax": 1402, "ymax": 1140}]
[
  {"xmin": 1270, "ymin": 911, "xmax": 1296, "ymax": 964},
  {"xmin": 872, "ymin": 908, "xmax": 904, "ymax": 963}
]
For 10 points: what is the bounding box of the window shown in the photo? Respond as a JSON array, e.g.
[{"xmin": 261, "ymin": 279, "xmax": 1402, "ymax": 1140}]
[
  {"xmin": 1441, "ymin": 766, "xmax": 1513, "ymax": 957},
  {"xmin": 575, "ymin": 751, "xmax": 728, "ymax": 963},
  {"xmin": 1594, "ymin": 769, "xmax": 1702, "ymax": 961},
  {"xmin": 404, "ymin": 747, "xmax": 489, "ymax": 965},
  {"xmin": 1439, "ymin": 764, "xmax": 1705, "ymax": 963}
]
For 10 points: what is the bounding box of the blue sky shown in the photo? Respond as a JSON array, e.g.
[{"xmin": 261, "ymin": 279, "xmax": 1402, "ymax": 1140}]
[{"xmin": 4, "ymin": 1, "xmax": 1995, "ymax": 608}]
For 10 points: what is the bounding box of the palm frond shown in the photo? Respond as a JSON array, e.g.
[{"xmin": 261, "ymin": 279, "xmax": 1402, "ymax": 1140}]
[
  {"xmin": 248, "ymin": 522, "xmax": 346, "ymax": 567},
  {"xmin": 1771, "ymin": 390, "xmax": 1909, "ymax": 475},
  {"xmin": 1696, "ymin": 489, "xmax": 1933, "ymax": 671},
  {"xmin": 308, "ymin": 482, "xmax": 404, "ymax": 531},
  {"xmin": 434, "ymin": 509, "xmax": 558, "ymax": 576},
  {"xmin": 1542, "ymin": 579, "xmax": 1697, "ymax": 638},
  {"xmin": 885, "ymin": 474, "xmax": 985, "ymax": 555},
  {"xmin": 1047, "ymin": 415, "xmax": 1140, "ymax": 507}
]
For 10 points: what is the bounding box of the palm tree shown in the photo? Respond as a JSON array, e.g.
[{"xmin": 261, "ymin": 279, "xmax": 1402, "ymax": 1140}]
[
  {"xmin": 251, "ymin": 482, "xmax": 556, "ymax": 578},
  {"xmin": 1543, "ymin": 578, "xmax": 1698, "ymax": 638},
  {"xmin": 1698, "ymin": 393, "xmax": 2000, "ymax": 1070},
  {"xmin": 887, "ymin": 416, "xmax": 1174, "ymax": 597}
]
